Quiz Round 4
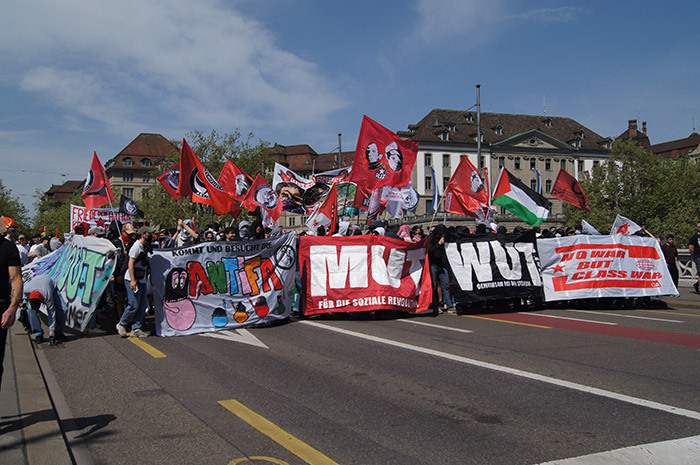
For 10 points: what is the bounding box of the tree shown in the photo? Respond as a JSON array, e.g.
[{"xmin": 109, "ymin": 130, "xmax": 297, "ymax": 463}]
[
  {"xmin": 564, "ymin": 139, "xmax": 700, "ymax": 244},
  {"xmin": 33, "ymin": 188, "xmax": 82, "ymax": 236},
  {"xmin": 0, "ymin": 179, "xmax": 29, "ymax": 233},
  {"xmin": 139, "ymin": 129, "xmax": 271, "ymax": 229}
]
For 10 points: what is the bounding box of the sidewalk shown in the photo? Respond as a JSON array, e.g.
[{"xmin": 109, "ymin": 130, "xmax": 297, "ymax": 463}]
[{"xmin": 0, "ymin": 325, "xmax": 73, "ymax": 465}]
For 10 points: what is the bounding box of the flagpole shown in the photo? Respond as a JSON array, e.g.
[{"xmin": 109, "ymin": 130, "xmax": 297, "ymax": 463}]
[{"xmin": 428, "ymin": 192, "xmax": 445, "ymax": 231}]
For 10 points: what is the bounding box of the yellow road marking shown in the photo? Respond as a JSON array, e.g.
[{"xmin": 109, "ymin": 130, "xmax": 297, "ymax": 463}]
[
  {"xmin": 128, "ymin": 337, "xmax": 167, "ymax": 358},
  {"xmin": 637, "ymin": 309, "xmax": 700, "ymax": 318},
  {"xmin": 461, "ymin": 315, "xmax": 551, "ymax": 329},
  {"xmin": 229, "ymin": 457, "xmax": 290, "ymax": 465},
  {"xmin": 219, "ymin": 399, "xmax": 339, "ymax": 465}
]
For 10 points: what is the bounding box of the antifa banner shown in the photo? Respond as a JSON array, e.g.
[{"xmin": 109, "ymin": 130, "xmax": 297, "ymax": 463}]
[
  {"xmin": 149, "ymin": 233, "xmax": 297, "ymax": 337},
  {"xmin": 444, "ymin": 229, "xmax": 543, "ymax": 302},
  {"xmin": 299, "ymin": 236, "xmax": 432, "ymax": 315},
  {"xmin": 538, "ymin": 235, "xmax": 678, "ymax": 301},
  {"xmin": 70, "ymin": 204, "xmax": 131, "ymax": 232},
  {"xmin": 22, "ymin": 235, "xmax": 117, "ymax": 331}
]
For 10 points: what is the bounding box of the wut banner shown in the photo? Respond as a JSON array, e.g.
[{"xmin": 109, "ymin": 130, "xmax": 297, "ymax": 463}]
[
  {"xmin": 299, "ymin": 236, "xmax": 432, "ymax": 315},
  {"xmin": 538, "ymin": 235, "xmax": 678, "ymax": 301},
  {"xmin": 149, "ymin": 233, "xmax": 297, "ymax": 336},
  {"xmin": 22, "ymin": 234, "xmax": 117, "ymax": 331},
  {"xmin": 444, "ymin": 230, "xmax": 543, "ymax": 302}
]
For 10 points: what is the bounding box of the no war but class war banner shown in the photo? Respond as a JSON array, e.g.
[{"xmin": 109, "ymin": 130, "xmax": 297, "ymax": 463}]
[
  {"xmin": 149, "ymin": 232, "xmax": 297, "ymax": 337},
  {"xmin": 298, "ymin": 235, "xmax": 433, "ymax": 315},
  {"xmin": 22, "ymin": 234, "xmax": 118, "ymax": 331},
  {"xmin": 537, "ymin": 235, "xmax": 678, "ymax": 301}
]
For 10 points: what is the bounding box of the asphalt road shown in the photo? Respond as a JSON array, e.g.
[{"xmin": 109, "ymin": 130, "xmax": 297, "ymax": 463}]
[{"xmin": 41, "ymin": 300, "xmax": 700, "ymax": 465}]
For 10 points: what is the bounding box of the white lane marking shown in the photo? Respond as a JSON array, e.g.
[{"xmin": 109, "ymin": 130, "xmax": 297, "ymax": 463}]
[
  {"xmin": 566, "ymin": 309, "xmax": 684, "ymax": 324},
  {"xmin": 517, "ymin": 312, "xmax": 618, "ymax": 325},
  {"xmin": 200, "ymin": 329, "xmax": 269, "ymax": 349},
  {"xmin": 398, "ymin": 319, "xmax": 473, "ymax": 334},
  {"xmin": 537, "ymin": 434, "xmax": 700, "ymax": 464},
  {"xmin": 299, "ymin": 320, "xmax": 700, "ymax": 421}
]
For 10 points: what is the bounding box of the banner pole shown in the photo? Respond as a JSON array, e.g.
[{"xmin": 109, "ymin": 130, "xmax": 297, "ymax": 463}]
[{"xmin": 428, "ymin": 193, "xmax": 444, "ymax": 231}]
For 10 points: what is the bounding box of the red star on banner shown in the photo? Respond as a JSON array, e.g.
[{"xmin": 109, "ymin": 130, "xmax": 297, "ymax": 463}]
[
  {"xmin": 95, "ymin": 219, "xmax": 106, "ymax": 228},
  {"xmin": 616, "ymin": 223, "xmax": 630, "ymax": 234},
  {"xmin": 553, "ymin": 264, "xmax": 565, "ymax": 274}
]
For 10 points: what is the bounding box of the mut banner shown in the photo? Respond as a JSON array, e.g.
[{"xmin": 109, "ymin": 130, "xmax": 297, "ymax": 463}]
[
  {"xmin": 149, "ymin": 233, "xmax": 297, "ymax": 337},
  {"xmin": 538, "ymin": 235, "xmax": 678, "ymax": 301},
  {"xmin": 299, "ymin": 236, "xmax": 433, "ymax": 315}
]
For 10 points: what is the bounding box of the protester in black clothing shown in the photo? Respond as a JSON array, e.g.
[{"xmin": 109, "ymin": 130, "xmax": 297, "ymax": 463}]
[
  {"xmin": 661, "ymin": 234, "xmax": 679, "ymax": 288},
  {"xmin": 428, "ymin": 224, "xmax": 454, "ymax": 313},
  {"xmin": 0, "ymin": 227, "xmax": 23, "ymax": 392}
]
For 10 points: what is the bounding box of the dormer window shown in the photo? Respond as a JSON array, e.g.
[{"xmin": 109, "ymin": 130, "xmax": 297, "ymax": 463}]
[
  {"xmin": 141, "ymin": 158, "xmax": 152, "ymax": 167},
  {"xmin": 578, "ymin": 130, "xmax": 585, "ymax": 139},
  {"xmin": 441, "ymin": 130, "xmax": 449, "ymax": 141},
  {"xmin": 465, "ymin": 113, "xmax": 474, "ymax": 122},
  {"xmin": 494, "ymin": 125, "xmax": 503, "ymax": 135},
  {"xmin": 123, "ymin": 157, "xmax": 133, "ymax": 166},
  {"xmin": 544, "ymin": 118, "xmax": 552, "ymax": 127},
  {"xmin": 572, "ymin": 139, "xmax": 581, "ymax": 149},
  {"xmin": 602, "ymin": 140, "xmax": 611, "ymax": 149},
  {"xmin": 448, "ymin": 124, "xmax": 455, "ymax": 131}
]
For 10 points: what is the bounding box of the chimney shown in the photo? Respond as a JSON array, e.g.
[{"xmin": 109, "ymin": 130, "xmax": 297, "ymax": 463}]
[
  {"xmin": 642, "ymin": 121, "xmax": 647, "ymax": 136},
  {"xmin": 628, "ymin": 120, "xmax": 638, "ymax": 138}
]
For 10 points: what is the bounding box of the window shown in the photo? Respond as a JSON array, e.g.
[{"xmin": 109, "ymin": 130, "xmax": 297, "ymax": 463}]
[
  {"xmin": 441, "ymin": 130, "xmax": 449, "ymax": 141},
  {"xmin": 123, "ymin": 157, "xmax": 133, "ymax": 166},
  {"xmin": 466, "ymin": 113, "xmax": 474, "ymax": 122},
  {"xmin": 479, "ymin": 155, "xmax": 485, "ymax": 168},
  {"xmin": 544, "ymin": 118, "xmax": 552, "ymax": 127},
  {"xmin": 495, "ymin": 125, "xmax": 503, "ymax": 135},
  {"xmin": 141, "ymin": 158, "xmax": 151, "ymax": 167},
  {"xmin": 123, "ymin": 172, "xmax": 133, "ymax": 182},
  {"xmin": 289, "ymin": 217, "xmax": 296, "ymax": 226},
  {"xmin": 443, "ymin": 154, "xmax": 450, "ymax": 168},
  {"xmin": 424, "ymin": 153, "xmax": 432, "ymax": 166},
  {"xmin": 499, "ymin": 157, "xmax": 505, "ymax": 168},
  {"xmin": 514, "ymin": 157, "xmax": 521, "ymax": 170},
  {"xmin": 142, "ymin": 172, "xmax": 150, "ymax": 182},
  {"xmin": 545, "ymin": 159, "xmax": 551, "ymax": 171},
  {"xmin": 443, "ymin": 177, "xmax": 449, "ymax": 190},
  {"xmin": 425, "ymin": 176, "xmax": 432, "ymax": 190},
  {"xmin": 545, "ymin": 180, "xmax": 552, "ymax": 193},
  {"xmin": 578, "ymin": 160, "xmax": 584, "ymax": 172},
  {"xmin": 530, "ymin": 180, "xmax": 537, "ymax": 191},
  {"xmin": 123, "ymin": 188, "xmax": 134, "ymax": 197},
  {"xmin": 593, "ymin": 160, "xmax": 600, "ymax": 168},
  {"xmin": 530, "ymin": 158, "xmax": 536, "ymax": 170},
  {"xmin": 561, "ymin": 159, "xmax": 567, "ymax": 170},
  {"xmin": 425, "ymin": 199, "xmax": 433, "ymax": 213}
]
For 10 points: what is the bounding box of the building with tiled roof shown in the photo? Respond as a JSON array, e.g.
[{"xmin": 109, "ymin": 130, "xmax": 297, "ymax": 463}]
[
  {"xmin": 650, "ymin": 132, "xmax": 700, "ymax": 159},
  {"xmin": 104, "ymin": 133, "xmax": 179, "ymax": 200},
  {"xmin": 267, "ymin": 143, "xmax": 354, "ymax": 176},
  {"xmin": 398, "ymin": 109, "xmax": 611, "ymax": 223},
  {"xmin": 617, "ymin": 120, "xmax": 651, "ymax": 150},
  {"xmin": 45, "ymin": 180, "xmax": 83, "ymax": 204}
]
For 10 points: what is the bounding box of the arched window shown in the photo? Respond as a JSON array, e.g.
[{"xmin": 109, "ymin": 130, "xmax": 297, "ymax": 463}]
[
  {"xmin": 123, "ymin": 157, "xmax": 133, "ymax": 166},
  {"xmin": 141, "ymin": 158, "xmax": 151, "ymax": 167}
]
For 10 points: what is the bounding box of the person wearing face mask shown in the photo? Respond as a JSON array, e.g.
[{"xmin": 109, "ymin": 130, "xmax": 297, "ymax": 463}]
[{"xmin": 116, "ymin": 226, "xmax": 154, "ymax": 338}]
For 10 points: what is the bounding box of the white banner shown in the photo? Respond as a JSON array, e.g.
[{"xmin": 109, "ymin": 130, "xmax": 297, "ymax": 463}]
[
  {"xmin": 70, "ymin": 204, "xmax": 131, "ymax": 231},
  {"xmin": 538, "ymin": 235, "xmax": 678, "ymax": 301},
  {"xmin": 149, "ymin": 233, "xmax": 296, "ymax": 336},
  {"xmin": 22, "ymin": 235, "xmax": 118, "ymax": 331}
]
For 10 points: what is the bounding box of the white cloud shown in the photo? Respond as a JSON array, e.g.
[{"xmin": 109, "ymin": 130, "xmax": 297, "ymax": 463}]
[
  {"xmin": 0, "ymin": 0, "xmax": 346, "ymax": 137},
  {"xmin": 504, "ymin": 6, "xmax": 583, "ymax": 23}
]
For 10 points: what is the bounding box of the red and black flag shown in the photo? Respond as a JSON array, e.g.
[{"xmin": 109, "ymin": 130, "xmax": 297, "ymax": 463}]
[
  {"xmin": 82, "ymin": 152, "xmax": 114, "ymax": 210},
  {"xmin": 551, "ymin": 169, "xmax": 590, "ymax": 211},
  {"xmin": 158, "ymin": 163, "xmax": 180, "ymax": 200}
]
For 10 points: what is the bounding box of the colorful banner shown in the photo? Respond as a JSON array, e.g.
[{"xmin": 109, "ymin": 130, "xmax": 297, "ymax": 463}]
[
  {"xmin": 537, "ymin": 235, "xmax": 678, "ymax": 301},
  {"xmin": 149, "ymin": 232, "xmax": 297, "ymax": 336},
  {"xmin": 444, "ymin": 230, "xmax": 543, "ymax": 302},
  {"xmin": 22, "ymin": 234, "xmax": 117, "ymax": 331},
  {"xmin": 70, "ymin": 204, "xmax": 131, "ymax": 231},
  {"xmin": 299, "ymin": 236, "xmax": 432, "ymax": 315}
]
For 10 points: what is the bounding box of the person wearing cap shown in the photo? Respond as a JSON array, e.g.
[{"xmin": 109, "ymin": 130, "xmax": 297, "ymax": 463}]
[
  {"xmin": 88, "ymin": 226, "xmax": 106, "ymax": 237},
  {"xmin": 116, "ymin": 226, "xmax": 154, "ymax": 338},
  {"xmin": 23, "ymin": 274, "xmax": 66, "ymax": 345},
  {"xmin": 689, "ymin": 223, "xmax": 700, "ymax": 293}
]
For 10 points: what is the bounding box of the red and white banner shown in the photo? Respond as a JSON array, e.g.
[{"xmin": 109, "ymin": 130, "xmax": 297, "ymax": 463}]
[
  {"xmin": 70, "ymin": 204, "xmax": 131, "ymax": 232},
  {"xmin": 538, "ymin": 235, "xmax": 678, "ymax": 301},
  {"xmin": 299, "ymin": 236, "xmax": 432, "ymax": 315}
]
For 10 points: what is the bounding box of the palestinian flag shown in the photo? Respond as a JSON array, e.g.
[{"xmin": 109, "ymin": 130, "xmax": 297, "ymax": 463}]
[{"xmin": 492, "ymin": 168, "xmax": 551, "ymax": 226}]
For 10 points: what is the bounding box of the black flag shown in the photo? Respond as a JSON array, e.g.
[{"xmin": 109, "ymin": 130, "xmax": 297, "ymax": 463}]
[{"xmin": 119, "ymin": 194, "xmax": 144, "ymax": 218}]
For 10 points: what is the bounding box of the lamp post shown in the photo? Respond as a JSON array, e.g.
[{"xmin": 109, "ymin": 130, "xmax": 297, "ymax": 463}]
[{"xmin": 432, "ymin": 84, "xmax": 483, "ymax": 171}]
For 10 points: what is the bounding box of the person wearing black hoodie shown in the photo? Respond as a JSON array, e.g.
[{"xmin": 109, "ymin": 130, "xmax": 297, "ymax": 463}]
[{"xmin": 428, "ymin": 224, "xmax": 454, "ymax": 312}]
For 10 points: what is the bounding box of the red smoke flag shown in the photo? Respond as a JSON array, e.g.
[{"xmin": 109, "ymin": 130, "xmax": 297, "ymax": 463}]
[
  {"xmin": 218, "ymin": 160, "xmax": 254, "ymax": 204},
  {"xmin": 444, "ymin": 156, "xmax": 489, "ymax": 216},
  {"xmin": 241, "ymin": 174, "xmax": 282, "ymax": 221},
  {"xmin": 551, "ymin": 169, "xmax": 590, "ymax": 211},
  {"xmin": 305, "ymin": 183, "xmax": 338, "ymax": 235},
  {"xmin": 178, "ymin": 139, "xmax": 241, "ymax": 217},
  {"xmin": 348, "ymin": 115, "xmax": 418, "ymax": 191},
  {"xmin": 158, "ymin": 163, "xmax": 180, "ymax": 200},
  {"xmin": 82, "ymin": 152, "xmax": 114, "ymax": 210}
]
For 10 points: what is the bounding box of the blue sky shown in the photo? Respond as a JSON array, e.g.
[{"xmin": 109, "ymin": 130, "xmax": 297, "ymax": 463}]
[{"xmin": 2, "ymin": 0, "xmax": 699, "ymax": 218}]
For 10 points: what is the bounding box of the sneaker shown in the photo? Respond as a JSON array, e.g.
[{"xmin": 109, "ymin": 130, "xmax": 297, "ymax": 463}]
[
  {"xmin": 116, "ymin": 323, "xmax": 128, "ymax": 338},
  {"xmin": 55, "ymin": 333, "xmax": 68, "ymax": 342},
  {"xmin": 129, "ymin": 328, "xmax": 149, "ymax": 338},
  {"xmin": 49, "ymin": 336, "xmax": 57, "ymax": 346},
  {"xmin": 34, "ymin": 334, "xmax": 44, "ymax": 344}
]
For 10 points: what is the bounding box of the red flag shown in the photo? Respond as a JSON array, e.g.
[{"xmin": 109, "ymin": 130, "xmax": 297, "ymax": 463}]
[
  {"xmin": 55, "ymin": 226, "xmax": 59, "ymax": 238},
  {"xmin": 444, "ymin": 156, "xmax": 489, "ymax": 216},
  {"xmin": 37, "ymin": 226, "xmax": 45, "ymax": 233},
  {"xmin": 158, "ymin": 163, "xmax": 180, "ymax": 200},
  {"xmin": 178, "ymin": 139, "xmax": 240, "ymax": 217},
  {"xmin": 348, "ymin": 115, "xmax": 418, "ymax": 191},
  {"xmin": 305, "ymin": 183, "xmax": 338, "ymax": 235},
  {"xmin": 2, "ymin": 217, "xmax": 17, "ymax": 228},
  {"xmin": 551, "ymin": 169, "xmax": 590, "ymax": 211},
  {"xmin": 82, "ymin": 152, "xmax": 114, "ymax": 210},
  {"xmin": 241, "ymin": 174, "xmax": 282, "ymax": 221},
  {"xmin": 218, "ymin": 160, "xmax": 254, "ymax": 203}
]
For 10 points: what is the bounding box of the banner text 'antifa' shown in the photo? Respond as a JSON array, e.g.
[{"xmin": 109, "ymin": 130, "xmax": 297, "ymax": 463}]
[
  {"xmin": 170, "ymin": 243, "xmax": 283, "ymax": 298},
  {"xmin": 308, "ymin": 244, "xmax": 427, "ymax": 298}
]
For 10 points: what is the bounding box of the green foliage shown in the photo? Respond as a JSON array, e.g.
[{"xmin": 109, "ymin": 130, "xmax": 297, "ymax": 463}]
[
  {"xmin": 33, "ymin": 187, "xmax": 82, "ymax": 236},
  {"xmin": 139, "ymin": 129, "xmax": 270, "ymax": 229},
  {"xmin": 0, "ymin": 179, "xmax": 30, "ymax": 234},
  {"xmin": 564, "ymin": 139, "xmax": 700, "ymax": 244}
]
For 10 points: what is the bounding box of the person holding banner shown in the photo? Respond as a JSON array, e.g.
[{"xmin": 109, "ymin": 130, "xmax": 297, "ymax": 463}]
[
  {"xmin": 428, "ymin": 225, "xmax": 454, "ymax": 313},
  {"xmin": 23, "ymin": 274, "xmax": 67, "ymax": 345},
  {"xmin": 116, "ymin": 226, "xmax": 155, "ymax": 338}
]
